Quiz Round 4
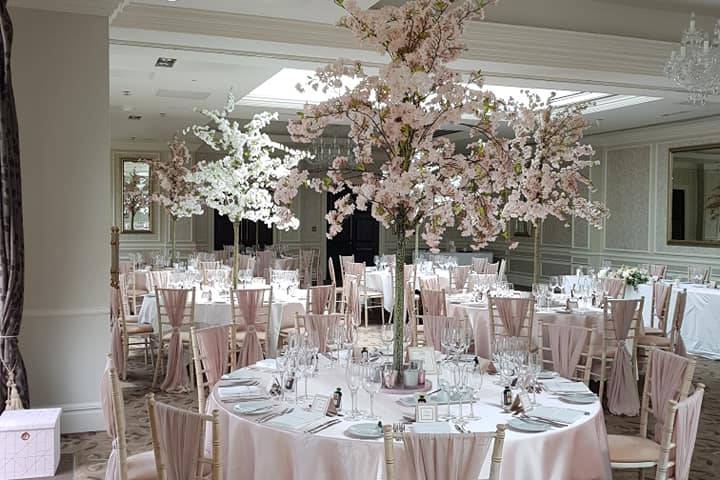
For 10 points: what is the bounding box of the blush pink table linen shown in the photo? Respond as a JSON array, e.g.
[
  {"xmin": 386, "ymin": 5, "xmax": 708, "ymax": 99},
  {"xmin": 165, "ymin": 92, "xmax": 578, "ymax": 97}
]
[{"xmin": 206, "ymin": 359, "xmax": 611, "ymax": 480}]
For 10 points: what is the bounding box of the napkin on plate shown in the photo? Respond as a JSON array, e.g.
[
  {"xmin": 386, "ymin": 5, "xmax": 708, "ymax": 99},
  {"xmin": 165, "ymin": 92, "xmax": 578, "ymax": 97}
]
[
  {"xmin": 217, "ymin": 385, "xmax": 264, "ymax": 399},
  {"xmin": 530, "ymin": 406, "xmax": 586, "ymax": 424},
  {"xmin": 543, "ymin": 380, "xmax": 591, "ymax": 393},
  {"xmin": 409, "ymin": 422, "xmax": 455, "ymax": 434},
  {"xmin": 265, "ymin": 410, "xmax": 326, "ymax": 430},
  {"xmin": 252, "ymin": 359, "xmax": 278, "ymax": 371},
  {"xmin": 221, "ymin": 369, "xmax": 260, "ymax": 381}
]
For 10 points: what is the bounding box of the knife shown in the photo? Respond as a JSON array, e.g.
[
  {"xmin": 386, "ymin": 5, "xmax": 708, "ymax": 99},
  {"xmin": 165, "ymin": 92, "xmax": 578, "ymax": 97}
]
[{"xmin": 307, "ymin": 419, "xmax": 341, "ymax": 434}]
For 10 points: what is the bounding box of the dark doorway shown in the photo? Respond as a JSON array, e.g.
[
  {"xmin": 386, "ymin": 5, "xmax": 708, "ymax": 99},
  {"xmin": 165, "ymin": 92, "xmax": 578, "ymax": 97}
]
[
  {"xmin": 326, "ymin": 191, "xmax": 380, "ymax": 283},
  {"xmin": 671, "ymin": 189, "xmax": 685, "ymax": 240},
  {"xmin": 213, "ymin": 211, "xmax": 273, "ymax": 251}
]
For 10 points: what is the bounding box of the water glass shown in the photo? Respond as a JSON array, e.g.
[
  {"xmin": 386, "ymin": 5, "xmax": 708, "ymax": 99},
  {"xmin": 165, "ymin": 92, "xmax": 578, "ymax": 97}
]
[
  {"xmin": 345, "ymin": 362, "xmax": 364, "ymax": 419},
  {"xmin": 362, "ymin": 365, "xmax": 382, "ymax": 420}
]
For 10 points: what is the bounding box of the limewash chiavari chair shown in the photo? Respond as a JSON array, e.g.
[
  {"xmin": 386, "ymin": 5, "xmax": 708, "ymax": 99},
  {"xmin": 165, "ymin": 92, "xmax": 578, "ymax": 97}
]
[
  {"xmin": 419, "ymin": 287, "xmax": 446, "ymax": 316},
  {"xmin": 382, "ymin": 424, "xmax": 507, "ymax": 480},
  {"xmin": 339, "ymin": 274, "xmax": 361, "ymax": 330},
  {"xmin": 602, "ymin": 277, "xmax": 627, "ymax": 301},
  {"xmin": 279, "ymin": 284, "xmax": 336, "ymax": 341},
  {"xmin": 498, "ymin": 258, "xmax": 507, "ymax": 280},
  {"xmin": 346, "ymin": 261, "xmax": 385, "ymax": 327},
  {"xmin": 449, "ymin": 265, "xmax": 472, "ymax": 293},
  {"xmin": 488, "ymin": 295, "xmax": 535, "ymax": 350},
  {"xmin": 608, "ymin": 349, "xmax": 697, "ymax": 480},
  {"xmin": 645, "ymin": 282, "xmax": 673, "ymax": 336},
  {"xmin": 484, "ymin": 261, "xmax": 500, "ymax": 274},
  {"xmin": 655, "ymin": 385, "xmax": 705, "ymax": 480},
  {"xmin": 101, "ymin": 357, "xmax": 156, "ymax": 480},
  {"xmin": 687, "ymin": 265, "xmax": 711, "ymax": 283},
  {"xmin": 255, "ymin": 250, "xmax": 274, "ymax": 282},
  {"xmin": 116, "ymin": 279, "xmax": 154, "ymax": 379},
  {"xmin": 125, "ymin": 269, "xmax": 149, "ymax": 315},
  {"xmin": 152, "ymin": 288, "xmax": 197, "ymax": 390},
  {"xmin": 649, "ymin": 264, "xmax": 668, "ymax": 280},
  {"xmin": 147, "ymin": 394, "xmax": 221, "ymax": 480},
  {"xmin": 537, "ymin": 321, "xmax": 595, "ymax": 385},
  {"xmin": 471, "ymin": 257, "xmax": 488, "ymax": 274},
  {"xmin": 339, "ymin": 254, "xmax": 355, "ymax": 282},
  {"xmin": 301, "ymin": 312, "xmax": 343, "ymax": 353},
  {"xmin": 299, "ymin": 249, "xmax": 315, "ymax": 288},
  {"xmin": 229, "ymin": 286, "xmax": 272, "ymax": 368},
  {"xmin": 414, "ymin": 314, "xmax": 457, "ymax": 350},
  {"xmin": 190, "ymin": 325, "xmax": 233, "ymax": 414},
  {"xmin": 590, "ymin": 297, "xmax": 643, "ymax": 406},
  {"xmin": 328, "ymin": 257, "xmax": 344, "ymax": 312}
]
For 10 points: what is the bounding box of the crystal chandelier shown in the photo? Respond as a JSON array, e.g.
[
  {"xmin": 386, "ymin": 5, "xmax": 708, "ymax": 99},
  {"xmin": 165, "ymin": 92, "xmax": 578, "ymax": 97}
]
[
  {"xmin": 664, "ymin": 12, "xmax": 720, "ymax": 105},
  {"xmin": 304, "ymin": 136, "xmax": 355, "ymax": 167}
]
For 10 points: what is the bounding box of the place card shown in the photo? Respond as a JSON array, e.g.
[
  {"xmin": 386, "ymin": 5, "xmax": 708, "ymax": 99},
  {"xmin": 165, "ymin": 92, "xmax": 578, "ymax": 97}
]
[
  {"xmin": 310, "ymin": 394, "xmax": 332, "ymax": 415},
  {"xmin": 408, "ymin": 347, "xmax": 438, "ymax": 374},
  {"xmin": 415, "ymin": 404, "xmax": 438, "ymax": 423}
]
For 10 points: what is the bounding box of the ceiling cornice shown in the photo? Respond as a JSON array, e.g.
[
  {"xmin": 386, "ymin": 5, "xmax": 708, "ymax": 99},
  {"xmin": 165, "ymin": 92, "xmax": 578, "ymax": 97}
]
[
  {"xmin": 112, "ymin": 3, "xmax": 674, "ymax": 78},
  {"xmin": 9, "ymin": 0, "xmax": 129, "ymax": 21}
]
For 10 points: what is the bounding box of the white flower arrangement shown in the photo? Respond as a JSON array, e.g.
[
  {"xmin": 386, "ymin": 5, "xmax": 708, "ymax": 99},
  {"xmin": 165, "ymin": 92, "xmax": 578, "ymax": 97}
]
[{"xmin": 615, "ymin": 266, "xmax": 650, "ymax": 289}]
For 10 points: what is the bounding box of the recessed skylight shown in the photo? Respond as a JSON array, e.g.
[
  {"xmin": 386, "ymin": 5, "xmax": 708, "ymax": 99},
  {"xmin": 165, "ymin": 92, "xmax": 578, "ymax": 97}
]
[{"xmin": 240, "ymin": 68, "xmax": 661, "ymax": 115}]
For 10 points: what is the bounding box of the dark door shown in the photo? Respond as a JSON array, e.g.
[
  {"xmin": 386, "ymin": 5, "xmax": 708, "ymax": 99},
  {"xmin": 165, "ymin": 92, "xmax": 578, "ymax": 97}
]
[
  {"xmin": 671, "ymin": 189, "xmax": 685, "ymax": 240},
  {"xmin": 326, "ymin": 191, "xmax": 380, "ymax": 283},
  {"xmin": 213, "ymin": 211, "xmax": 273, "ymax": 251}
]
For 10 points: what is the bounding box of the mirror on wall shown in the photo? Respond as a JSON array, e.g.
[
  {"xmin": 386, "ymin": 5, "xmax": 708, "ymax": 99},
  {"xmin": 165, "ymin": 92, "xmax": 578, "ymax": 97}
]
[
  {"xmin": 668, "ymin": 144, "xmax": 720, "ymax": 246},
  {"xmin": 121, "ymin": 158, "xmax": 152, "ymax": 233}
]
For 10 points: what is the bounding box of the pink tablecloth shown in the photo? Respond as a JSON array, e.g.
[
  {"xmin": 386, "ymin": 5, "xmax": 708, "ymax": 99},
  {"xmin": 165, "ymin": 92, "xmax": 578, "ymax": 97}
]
[{"xmin": 206, "ymin": 359, "xmax": 611, "ymax": 480}]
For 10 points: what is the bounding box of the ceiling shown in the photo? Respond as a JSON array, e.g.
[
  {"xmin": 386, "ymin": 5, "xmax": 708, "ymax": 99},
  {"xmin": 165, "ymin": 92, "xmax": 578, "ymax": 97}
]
[{"xmin": 106, "ymin": 0, "xmax": 720, "ymax": 145}]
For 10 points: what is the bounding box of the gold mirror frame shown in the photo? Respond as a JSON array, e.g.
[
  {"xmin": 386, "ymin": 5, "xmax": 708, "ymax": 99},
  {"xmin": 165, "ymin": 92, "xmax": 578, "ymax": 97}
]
[
  {"xmin": 121, "ymin": 157, "xmax": 153, "ymax": 234},
  {"xmin": 667, "ymin": 143, "xmax": 720, "ymax": 247}
]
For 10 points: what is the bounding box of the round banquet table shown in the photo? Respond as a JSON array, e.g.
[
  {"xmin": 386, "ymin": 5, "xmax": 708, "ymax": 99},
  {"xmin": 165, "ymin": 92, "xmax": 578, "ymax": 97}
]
[{"xmin": 206, "ymin": 358, "xmax": 611, "ymax": 480}]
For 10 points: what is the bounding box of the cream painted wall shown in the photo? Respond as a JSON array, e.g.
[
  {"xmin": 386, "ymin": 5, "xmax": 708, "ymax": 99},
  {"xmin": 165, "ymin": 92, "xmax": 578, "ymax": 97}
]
[{"xmin": 12, "ymin": 7, "xmax": 111, "ymax": 432}]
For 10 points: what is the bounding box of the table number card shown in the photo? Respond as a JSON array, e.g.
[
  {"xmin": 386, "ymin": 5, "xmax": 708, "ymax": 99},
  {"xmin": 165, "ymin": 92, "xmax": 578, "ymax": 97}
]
[
  {"xmin": 408, "ymin": 347, "xmax": 438, "ymax": 374},
  {"xmin": 310, "ymin": 395, "xmax": 332, "ymax": 415},
  {"xmin": 415, "ymin": 404, "xmax": 438, "ymax": 423}
]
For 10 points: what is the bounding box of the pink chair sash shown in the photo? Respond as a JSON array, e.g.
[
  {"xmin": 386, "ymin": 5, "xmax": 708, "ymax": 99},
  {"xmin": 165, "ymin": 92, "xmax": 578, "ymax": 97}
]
[
  {"xmin": 237, "ymin": 254, "xmax": 255, "ymax": 271},
  {"xmin": 673, "ymin": 290, "xmax": 688, "ymax": 356},
  {"xmin": 452, "ymin": 266, "xmax": 471, "ymax": 292},
  {"xmin": 493, "ymin": 297, "xmax": 531, "ymax": 337},
  {"xmin": 343, "ymin": 276, "xmax": 360, "ymax": 328},
  {"xmin": 160, "ymin": 289, "xmax": 190, "ymax": 392},
  {"xmin": 309, "ymin": 285, "xmax": 334, "ymax": 314},
  {"xmin": 674, "ymin": 388, "xmax": 704, "ymax": 480},
  {"xmin": 100, "ymin": 360, "xmax": 120, "ymax": 480},
  {"xmin": 420, "ymin": 289, "xmax": 445, "ymax": 316},
  {"xmin": 649, "ymin": 264, "xmax": 667, "ymax": 279},
  {"xmin": 153, "ymin": 402, "xmax": 204, "ymax": 480},
  {"xmin": 345, "ymin": 262, "xmax": 365, "ymax": 278},
  {"xmin": 235, "ymin": 288, "xmax": 265, "ymax": 367},
  {"xmin": 401, "ymin": 432, "xmax": 493, "ymax": 480},
  {"xmin": 653, "ymin": 282, "xmax": 673, "ymax": 327},
  {"xmin": 545, "ymin": 323, "xmax": 588, "ymax": 379},
  {"xmin": 299, "ymin": 250, "xmax": 314, "ymax": 288},
  {"xmin": 273, "ymin": 258, "xmax": 297, "ymax": 270},
  {"xmin": 422, "ymin": 315, "xmax": 450, "ymax": 350},
  {"xmin": 255, "ymin": 251, "xmax": 274, "ymax": 281},
  {"xmin": 471, "ymin": 257, "xmax": 487, "ymax": 274},
  {"xmin": 604, "ymin": 278, "xmax": 625, "ymax": 299},
  {"xmin": 649, "ymin": 349, "xmax": 689, "ymax": 442},
  {"xmin": 606, "ymin": 299, "xmax": 641, "ymax": 416},
  {"xmin": 484, "ymin": 262, "xmax": 499, "ymax": 274},
  {"xmin": 196, "ymin": 326, "xmax": 229, "ymax": 388},
  {"xmin": 305, "ymin": 313, "xmax": 341, "ymax": 353},
  {"xmin": 419, "ymin": 276, "xmax": 440, "ymax": 290},
  {"xmin": 110, "ymin": 289, "xmax": 126, "ymax": 380}
]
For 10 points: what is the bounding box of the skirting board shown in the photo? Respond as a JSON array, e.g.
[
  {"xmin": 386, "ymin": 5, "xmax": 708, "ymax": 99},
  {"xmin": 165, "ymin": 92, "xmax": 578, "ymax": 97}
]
[{"xmin": 53, "ymin": 402, "xmax": 105, "ymax": 434}]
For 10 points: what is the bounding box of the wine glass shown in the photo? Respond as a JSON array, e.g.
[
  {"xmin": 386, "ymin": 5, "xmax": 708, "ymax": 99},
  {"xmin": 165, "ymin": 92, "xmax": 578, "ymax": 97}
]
[
  {"xmin": 362, "ymin": 365, "xmax": 382, "ymax": 420},
  {"xmin": 437, "ymin": 361, "xmax": 456, "ymax": 420},
  {"xmin": 345, "ymin": 362, "xmax": 364, "ymax": 419},
  {"xmin": 296, "ymin": 349, "xmax": 313, "ymax": 400},
  {"xmin": 466, "ymin": 363, "xmax": 484, "ymax": 419},
  {"xmin": 381, "ymin": 322, "xmax": 394, "ymax": 354}
]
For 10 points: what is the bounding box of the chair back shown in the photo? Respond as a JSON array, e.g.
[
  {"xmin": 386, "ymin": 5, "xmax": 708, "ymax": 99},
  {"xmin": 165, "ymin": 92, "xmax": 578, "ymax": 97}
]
[
  {"xmin": 419, "ymin": 276, "xmax": 440, "ymax": 290},
  {"xmin": 602, "ymin": 277, "xmax": 626, "ymax": 300},
  {"xmin": 450, "ymin": 266, "xmax": 472, "ymax": 293},
  {"xmin": 484, "ymin": 262, "xmax": 500, "ymax": 274},
  {"xmin": 688, "ymin": 265, "xmax": 711, "ymax": 283},
  {"xmin": 112, "ymin": 285, "xmax": 132, "ymax": 379},
  {"xmin": 340, "ymin": 274, "xmax": 360, "ymax": 328},
  {"xmin": 670, "ymin": 290, "xmax": 688, "ymax": 356},
  {"xmin": 604, "ymin": 297, "xmax": 642, "ymax": 416},
  {"xmin": 306, "ymin": 284, "xmax": 336, "ymax": 314},
  {"xmin": 156, "ymin": 288, "xmax": 196, "ymax": 392},
  {"xmin": 471, "ymin": 257, "xmax": 488, "ymax": 274},
  {"xmin": 230, "ymin": 287, "xmax": 271, "ymax": 367},
  {"xmin": 639, "ymin": 349, "xmax": 696, "ymax": 443},
  {"xmin": 328, "ymin": 257, "xmax": 338, "ymax": 286},
  {"xmin": 190, "ymin": 325, "xmax": 232, "ymax": 414},
  {"xmin": 101, "ymin": 357, "xmax": 130, "ymax": 480},
  {"xmin": 147, "ymin": 394, "xmax": 221, "ymax": 480},
  {"xmin": 649, "ymin": 264, "xmax": 668, "ymax": 279},
  {"xmin": 273, "ymin": 257, "xmax": 298, "ymax": 270},
  {"xmin": 538, "ymin": 322, "xmax": 594, "ymax": 384},
  {"xmin": 384, "ymin": 425, "xmax": 506, "ymax": 480},
  {"xmin": 236, "ymin": 254, "xmax": 255, "ymax": 271},
  {"xmin": 303, "ymin": 313, "xmax": 343, "ymax": 353},
  {"xmin": 339, "ymin": 254, "xmax": 355, "ymax": 280},
  {"xmin": 656, "ymin": 385, "xmax": 705, "ymax": 480},
  {"xmin": 149, "ymin": 270, "xmax": 172, "ymax": 291},
  {"xmin": 652, "ymin": 282, "xmax": 673, "ymax": 332},
  {"xmin": 255, "ymin": 251, "xmax": 274, "ymax": 281},
  {"xmin": 420, "ymin": 288, "xmax": 446, "ymax": 316},
  {"xmin": 344, "ymin": 261, "xmax": 366, "ymax": 281},
  {"xmin": 416, "ymin": 314, "xmax": 455, "ymax": 350},
  {"xmin": 299, "ymin": 250, "xmax": 315, "ymax": 288},
  {"xmin": 489, "ymin": 295, "xmax": 534, "ymax": 344}
]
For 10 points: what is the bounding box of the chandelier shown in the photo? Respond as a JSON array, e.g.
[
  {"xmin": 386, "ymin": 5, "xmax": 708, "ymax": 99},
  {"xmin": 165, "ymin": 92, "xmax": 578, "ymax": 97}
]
[
  {"xmin": 304, "ymin": 136, "xmax": 356, "ymax": 167},
  {"xmin": 664, "ymin": 13, "xmax": 720, "ymax": 105}
]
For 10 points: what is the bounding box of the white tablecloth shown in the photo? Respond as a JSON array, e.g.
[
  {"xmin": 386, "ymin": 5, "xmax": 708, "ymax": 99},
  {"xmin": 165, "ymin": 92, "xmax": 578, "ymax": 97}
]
[
  {"xmin": 207, "ymin": 358, "xmax": 610, "ymax": 480},
  {"xmin": 365, "ymin": 270, "xmax": 451, "ymax": 313},
  {"xmin": 138, "ymin": 291, "xmax": 305, "ymax": 357}
]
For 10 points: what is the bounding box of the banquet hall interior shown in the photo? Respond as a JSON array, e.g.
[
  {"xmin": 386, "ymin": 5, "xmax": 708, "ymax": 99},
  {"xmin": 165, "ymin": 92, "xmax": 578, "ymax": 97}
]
[{"xmin": 2, "ymin": 0, "xmax": 720, "ymax": 479}]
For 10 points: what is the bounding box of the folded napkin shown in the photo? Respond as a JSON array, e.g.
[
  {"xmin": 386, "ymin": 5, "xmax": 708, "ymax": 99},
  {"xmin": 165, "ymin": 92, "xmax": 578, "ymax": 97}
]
[
  {"xmin": 265, "ymin": 410, "xmax": 326, "ymax": 431},
  {"xmin": 217, "ymin": 385, "xmax": 263, "ymax": 399},
  {"xmin": 530, "ymin": 406, "xmax": 586, "ymax": 424},
  {"xmin": 251, "ymin": 359, "xmax": 278, "ymax": 371},
  {"xmin": 233, "ymin": 400, "xmax": 273, "ymax": 414},
  {"xmin": 409, "ymin": 422, "xmax": 455, "ymax": 434},
  {"xmin": 543, "ymin": 380, "xmax": 591, "ymax": 393},
  {"xmin": 221, "ymin": 369, "xmax": 260, "ymax": 381}
]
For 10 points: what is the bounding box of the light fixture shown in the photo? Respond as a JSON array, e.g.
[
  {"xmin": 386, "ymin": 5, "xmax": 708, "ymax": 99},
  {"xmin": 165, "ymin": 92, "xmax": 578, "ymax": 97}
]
[
  {"xmin": 155, "ymin": 57, "xmax": 177, "ymax": 68},
  {"xmin": 665, "ymin": 12, "xmax": 720, "ymax": 104},
  {"xmin": 128, "ymin": 114, "xmax": 142, "ymax": 120}
]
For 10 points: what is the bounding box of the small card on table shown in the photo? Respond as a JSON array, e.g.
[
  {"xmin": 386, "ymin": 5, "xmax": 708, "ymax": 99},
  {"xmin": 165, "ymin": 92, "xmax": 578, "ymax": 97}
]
[
  {"xmin": 415, "ymin": 404, "xmax": 438, "ymax": 423},
  {"xmin": 310, "ymin": 394, "xmax": 332, "ymax": 415}
]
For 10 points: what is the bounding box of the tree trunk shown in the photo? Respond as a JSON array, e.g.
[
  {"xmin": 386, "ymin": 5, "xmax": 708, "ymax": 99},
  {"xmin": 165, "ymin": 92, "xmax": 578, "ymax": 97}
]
[
  {"xmin": 393, "ymin": 230, "xmax": 406, "ymax": 372},
  {"xmin": 232, "ymin": 221, "xmax": 240, "ymax": 290},
  {"xmin": 533, "ymin": 221, "xmax": 541, "ymax": 284},
  {"xmin": 130, "ymin": 212, "xmax": 135, "ymax": 231},
  {"xmin": 169, "ymin": 217, "xmax": 177, "ymax": 265}
]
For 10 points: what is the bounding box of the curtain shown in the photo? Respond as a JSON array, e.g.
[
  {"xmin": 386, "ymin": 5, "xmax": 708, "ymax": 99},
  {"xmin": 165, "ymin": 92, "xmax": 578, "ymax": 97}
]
[{"xmin": 0, "ymin": 0, "xmax": 29, "ymax": 412}]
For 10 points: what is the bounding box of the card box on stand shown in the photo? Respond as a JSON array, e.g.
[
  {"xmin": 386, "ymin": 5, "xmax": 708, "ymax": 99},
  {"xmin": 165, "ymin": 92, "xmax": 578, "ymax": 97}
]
[{"xmin": 0, "ymin": 408, "xmax": 62, "ymax": 479}]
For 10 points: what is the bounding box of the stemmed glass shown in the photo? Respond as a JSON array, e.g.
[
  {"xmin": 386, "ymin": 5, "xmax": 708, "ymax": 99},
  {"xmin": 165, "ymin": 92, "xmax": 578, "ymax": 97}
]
[
  {"xmin": 380, "ymin": 322, "xmax": 394, "ymax": 354},
  {"xmin": 296, "ymin": 349, "xmax": 313, "ymax": 401},
  {"xmin": 437, "ymin": 361, "xmax": 456, "ymax": 420},
  {"xmin": 345, "ymin": 361, "xmax": 364, "ymax": 419},
  {"xmin": 527, "ymin": 352, "xmax": 541, "ymax": 406},
  {"xmin": 452, "ymin": 362, "xmax": 469, "ymax": 425},
  {"xmin": 466, "ymin": 364, "xmax": 484, "ymax": 419},
  {"xmin": 362, "ymin": 364, "xmax": 382, "ymax": 420},
  {"xmin": 325, "ymin": 323, "xmax": 342, "ymax": 366},
  {"xmin": 305, "ymin": 330, "xmax": 320, "ymax": 375}
]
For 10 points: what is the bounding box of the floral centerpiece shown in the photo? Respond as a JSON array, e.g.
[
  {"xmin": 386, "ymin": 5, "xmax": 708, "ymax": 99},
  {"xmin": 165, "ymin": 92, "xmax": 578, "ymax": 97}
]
[
  {"xmin": 615, "ymin": 265, "xmax": 650, "ymax": 289},
  {"xmin": 151, "ymin": 135, "xmax": 203, "ymax": 264},
  {"xmin": 282, "ymin": 0, "xmax": 608, "ymax": 372},
  {"xmin": 187, "ymin": 93, "xmax": 310, "ymax": 288},
  {"xmin": 123, "ymin": 167, "xmax": 150, "ymax": 231}
]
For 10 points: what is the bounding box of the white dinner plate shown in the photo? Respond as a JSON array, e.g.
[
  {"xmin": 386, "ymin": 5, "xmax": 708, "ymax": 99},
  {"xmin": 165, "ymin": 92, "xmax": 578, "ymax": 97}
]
[
  {"xmin": 537, "ymin": 371, "xmax": 558, "ymax": 380},
  {"xmin": 344, "ymin": 423, "xmax": 383, "ymax": 439},
  {"xmin": 233, "ymin": 402, "xmax": 274, "ymax": 415},
  {"xmin": 507, "ymin": 417, "xmax": 551, "ymax": 433},
  {"xmin": 558, "ymin": 393, "xmax": 598, "ymax": 405}
]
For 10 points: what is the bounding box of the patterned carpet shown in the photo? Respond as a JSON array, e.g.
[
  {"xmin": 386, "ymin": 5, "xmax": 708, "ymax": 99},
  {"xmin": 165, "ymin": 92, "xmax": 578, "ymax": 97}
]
[{"xmin": 61, "ymin": 327, "xmax": 718, "ymax": 479}]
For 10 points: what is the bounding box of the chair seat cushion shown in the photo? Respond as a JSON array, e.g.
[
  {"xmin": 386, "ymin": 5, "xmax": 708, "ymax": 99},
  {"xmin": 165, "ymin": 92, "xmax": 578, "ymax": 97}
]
[
  {"xmin": 234, "ymin": 330, "xmax": 267, "ymax": 343},
  {"xmin": 608, "ymin": 434, "xmax": 661, "ymax": 464},
  {"xmin": 643, "ymin": 327, "xmax": 664, "ymax": 336},
  {"xmin": 636, "ymin": 335, "xmax": 671, "ymax": 347},
  {"xmin": 127, "ymin": 324, "xmax": 154, "ymax": 335},
  {"xmin": 127, "ymin": 450, "xmax": 156, "ymax": 480}
]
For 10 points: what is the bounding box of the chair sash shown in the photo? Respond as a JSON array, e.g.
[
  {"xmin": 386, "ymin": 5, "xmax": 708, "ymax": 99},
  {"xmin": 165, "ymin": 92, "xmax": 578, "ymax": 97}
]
[
  {"xmin": 422, "ymin": 315, "xmax": 450, "ymax": 350},
  {"xmin": 493, "ymin": 297, "xmax": 531, "ymax": 337},
  {"xmin": 672, "ymin": 290, "xmax": 688, "ymax": 356},
  {"xmin": 153, "ymin": 402, "xmax": 204, "ymax": 480},
  {"xmin": 420, "ymin": 289, "xmax": 445, "ymax": 316},
  {"xmin": 649, "ymin": 264, "xmax": 667, "ymax": 279},
  {"xmin": 309, "ymin": 285, "xmax": 334, "ymax": 314},
  {"xmin": 545, "ymin": 323, "xmax": 588, "ymax": 379},
  {"xmin": 343, "ymin": 276, "xmax": 360, "ymax": 328},
  {"xmin": 419, "ymin": 276, "xmax": 440, "ymax": 290},
  {"xmin": 110, "ymin": 289, "xmax": 126, "ymax": 380},
  {"xmin": 196, "ymin": 326, "xmax": 229, "ymax": 388},
  {"xmin": 160, "ymin": 289, "xmax": 190, "ymax": 392},
  {"xmin": 235, "ymin": 288, "xmax": 265, "ymax": 367},
  {"xmin": 305, "ymin": 313, "xmax": 342, "ymax": 353},
  {"xmin": 649, "ymin": 349, "xmax": 690, "ymax": 442},
  {"xmin": 273, "ymin": 258, "xmax": 297, "ymax": 270},
  {"xmin": 606, "ymin": 299, "xmax": 641, "ymax": 416},
  {"xmin": 101, "ymin": 361, "xmax": 120, "ymax": 480},
  {"xmin": 674, "ymin": 389, "xmax": 704, "ymax": 480},
  {"xmin": 471, "ymin": 257, "xmax": 487, "ymax": 274},
  {"xmin": 237, "ymin": 254, "xmax": 255, "ymax": 271},
  {"xmin": 452, "ymin": 266, "xmax": 471, "ymax": 292},
  {"xmin": 603, "ymin": 278, "xmax": 625, "ymax": 299},
  {"xmin": 484, "ymin": 262, "xmax": 499, "ymax": 274},
  {"xmin": 150, "ymin": 271, "xmax": 170, "ymax": 290},
  {"xmin": 653, "ymin": 282, "xmax": 673, "ymax": 330},
  {"xmin": 255, "ymin": 251, "xmax": 274, "ymax": 280},
  {"xmin": 299, "ymin": 250, "xmax": 314, "ymax": 288},
  {"xmin": 401, "ymin": 432, "xmax": 492, "ymax": 480},
  {"xmin": 345, "ymin": 262, "xmax": 365, "ymax": 278}
]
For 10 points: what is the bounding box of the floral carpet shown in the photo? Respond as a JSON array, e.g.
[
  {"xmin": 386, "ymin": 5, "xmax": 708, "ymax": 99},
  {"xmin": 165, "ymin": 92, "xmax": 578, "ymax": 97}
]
[{"xmin": 61, "ymin": 327, "xmax": 718, "ymax": 479}]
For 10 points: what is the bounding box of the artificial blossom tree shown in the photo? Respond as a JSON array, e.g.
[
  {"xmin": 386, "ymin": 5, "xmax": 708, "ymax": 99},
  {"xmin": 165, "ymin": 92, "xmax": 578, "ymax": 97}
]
[
  {"xmin": 151, "ymin": 135, "xmax": 203, "ymax": 264},
  {"xmin": 284, "ymin": 0, "xmax": 607, "ymax": 373},
  {"xmin": 187, "ymin": 93, "xmax": 310, "ymax": 288},
  {"xmin": 122, "ymin": 168, "xmax": 150, "ymax": 231}
]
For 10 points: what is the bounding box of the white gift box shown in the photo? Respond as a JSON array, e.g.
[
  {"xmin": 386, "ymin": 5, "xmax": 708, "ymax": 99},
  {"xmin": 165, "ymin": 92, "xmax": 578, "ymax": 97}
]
[{"xmin": 0, "ymin": 408, "xmax": 62, "ymax": 479}]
